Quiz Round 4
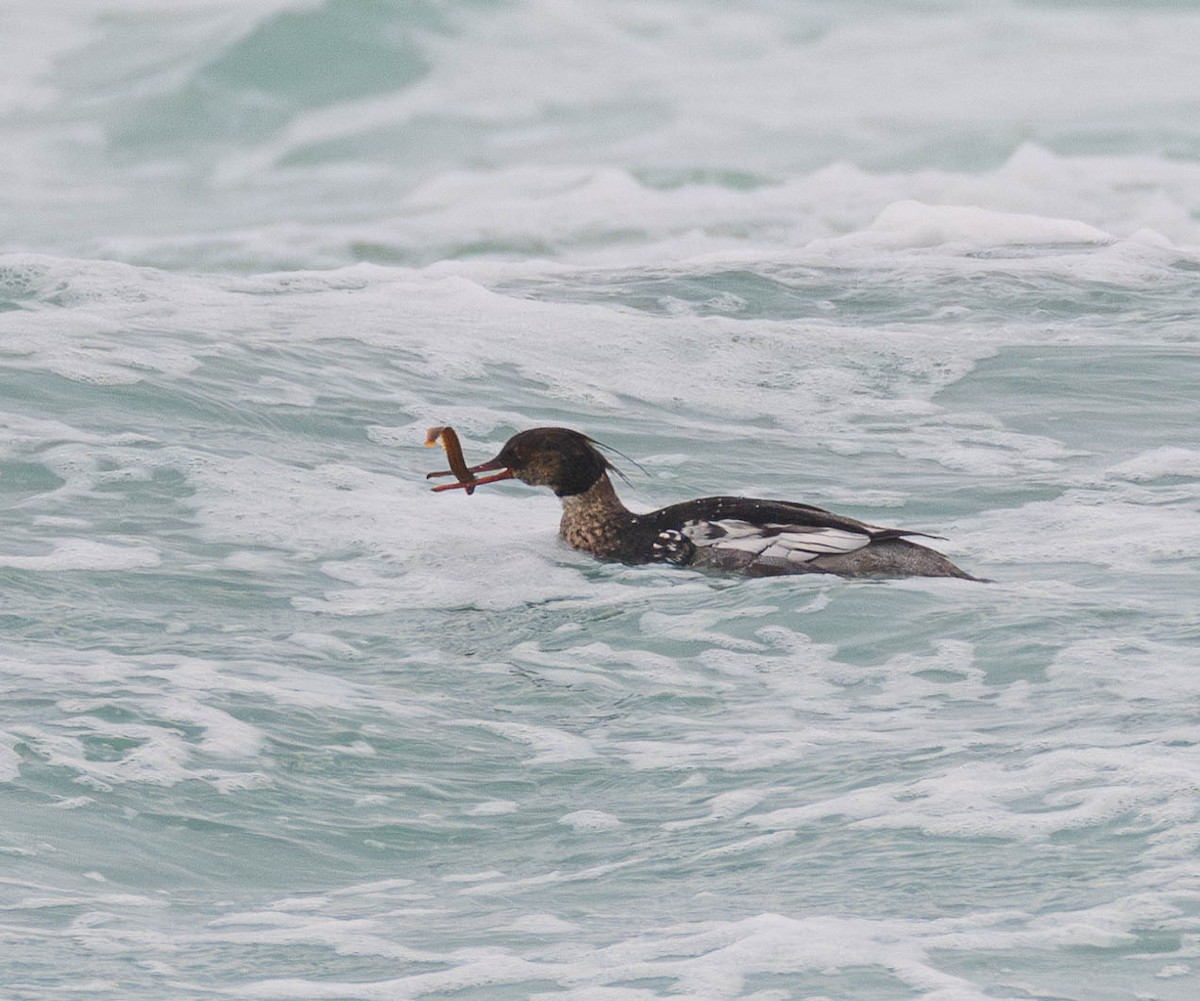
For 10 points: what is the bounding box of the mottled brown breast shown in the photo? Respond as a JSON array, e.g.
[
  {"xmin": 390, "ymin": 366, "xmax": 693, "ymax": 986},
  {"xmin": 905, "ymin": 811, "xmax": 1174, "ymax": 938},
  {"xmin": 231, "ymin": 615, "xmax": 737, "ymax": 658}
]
[
  {"xmin": 559, "ymin": 510, "xmax": 628, "ymax": 557},
  {"xmin": 557, "ymin": 477, "xmax": 639, "ymax": 559}
]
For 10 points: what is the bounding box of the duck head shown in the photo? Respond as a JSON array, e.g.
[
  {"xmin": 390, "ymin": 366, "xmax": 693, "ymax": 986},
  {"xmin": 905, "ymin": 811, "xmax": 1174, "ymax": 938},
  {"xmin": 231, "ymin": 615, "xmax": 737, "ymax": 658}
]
[{"xmin": 431, "ymin": 427, "xmax": 613, "ymax": 497}]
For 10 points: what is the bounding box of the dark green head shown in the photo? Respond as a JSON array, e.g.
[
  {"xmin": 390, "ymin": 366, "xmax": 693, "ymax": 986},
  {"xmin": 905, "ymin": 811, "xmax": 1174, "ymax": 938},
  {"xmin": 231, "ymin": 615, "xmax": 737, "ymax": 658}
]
[{"xmin": 482, "ymin": 427, "xmax": 614, "ymax": 496}]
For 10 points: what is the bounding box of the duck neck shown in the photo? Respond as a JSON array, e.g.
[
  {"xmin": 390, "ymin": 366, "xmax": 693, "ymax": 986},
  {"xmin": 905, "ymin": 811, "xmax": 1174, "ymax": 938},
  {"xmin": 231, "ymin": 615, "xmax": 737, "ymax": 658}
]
[{"xmin": 558, "ymin": 473, "xmax": 636, "ymax": 558}]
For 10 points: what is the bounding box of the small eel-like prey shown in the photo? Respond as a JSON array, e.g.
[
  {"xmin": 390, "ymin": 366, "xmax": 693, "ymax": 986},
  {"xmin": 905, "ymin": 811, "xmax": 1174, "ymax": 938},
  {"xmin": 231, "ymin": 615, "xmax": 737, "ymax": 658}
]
[{"xmin": 424, "ymin": 426, "xmax": 477, "ymax": 494}]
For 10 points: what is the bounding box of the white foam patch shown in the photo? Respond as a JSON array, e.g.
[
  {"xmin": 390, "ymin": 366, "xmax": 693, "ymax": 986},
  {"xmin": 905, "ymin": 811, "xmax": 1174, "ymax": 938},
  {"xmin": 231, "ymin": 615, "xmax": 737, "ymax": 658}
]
[
  {"xmin": 439, "ymin": 871, "xmax": 504, "ymax": 884},
  {"xmin": 559, "ymin": 809, "xmax": 622, "ymax": 831},
  {"xmin": 189, "ymin": 911, "xmax": 428, "ymax": 966},
  {"xmin": 327, "ymin": 878, "xmax": 418, "ymax": 898},
  {"xmin": 825, "ymin": 199, "xmax": 1112, "ymax": 251},
  {"xmin": 17, "ymin": 718, "xmax": 191, "ymax": 789},
  {"xmin": 714, "ymin": 629, "xmax": 1200, "ymax": 842},
  {"xmin": 47, "ymin": 795, "xmax": 94, "ymax": 809},
  {"xmin": 527, "ymin": 629, "xmax": 994, "ymax": 777},
  {"xmin": 0, "ymin": 736, "xmax": 19, "ymax": 782},
  {"xmin": 0, "ymin": 7, "xmax": 91, "ymax": 114},
  {"xmin": 0, "ymin": 638, "xmax": 440, "ymax": 795},
  {"xmin": 966, "ymin": 493, "xmax": 1200, "ymax": 569},
  {"xmin": 179, "ymin": 441, "xmax": 642, "ymax": 613},
  {"xmin": 500, "ymin": 615, "xmax": 1198, "ymax": 854},
  {"xmin": 240, "ymin": 376, "xmax": 318, "ymax": 408},
  {"xmin": 13, "ymin": 689, "xmax": 264, "ymax": 791},
  {"xmin": 754, "ymin": 749, "xmax": 1191, "ymax": 842},
  {"xmin": 508, "ymin": 913, "xmax": 581, "ymax": 934},
  {"xmin": 694, "ymin": 830, "xmax": 797, "ymax": 859},
  {"xmin": 455, "ymin": 858, "xmax": 642, "ymax": 898},
  {"xmin": 513, "ymin": 640, "xmax": 728, "ymax": 692},
  {"xmin": 0, "ymin": 538, "xmax": 161, "ymax": 571},
  {"xmin": 662, "ymin": 789, "xmax": 773, "ymax": 830},
  {"xmin": 469, "ymin": 721, "xmax": 598, "ymax": 765},
  {"xmin": 154, "ymin": 695, "xmax": 265, "ymax": 759},
  {"xmin": 0, "ymin": 257, "xmax": 204, "ymax": 384},
  {"xmin": 82, "ymin": 145, "xmax": 1200, "ymax": 272},
  {"xmin": 1048, "ymin": 636, "xmax": 1200, "ymax": 706},
  {"xmin": 0, "ymin": 412, "xmax": 156, "ymax": 452},
  {"xmin": 287, "ymin": 633, "xmax": 361, "ymax": 660},
  {"xmin": 466, "ymin": 800, "xmax": 518, "ymax": 817},
  {"xmin": 1107, "ymin": 447, "xmax": 1200, "ymax": 483},
  {"xmin": 223, "ymin": 902, "xmax": 1179, "ymax": 1000},
  {"xmin": 222, "ymin": 551, "xmax": 293, "ymax": 574},
  {"xmin": 896, "ymin": 425, "xmax": 1088, "ymax": 477}
]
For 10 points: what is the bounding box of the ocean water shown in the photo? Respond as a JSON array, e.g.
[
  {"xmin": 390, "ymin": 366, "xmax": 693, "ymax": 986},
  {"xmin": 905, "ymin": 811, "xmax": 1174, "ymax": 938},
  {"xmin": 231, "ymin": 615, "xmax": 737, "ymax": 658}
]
[{"xmin": 2, "ymin": 2, "xmax": 1200, "ymax": 998}]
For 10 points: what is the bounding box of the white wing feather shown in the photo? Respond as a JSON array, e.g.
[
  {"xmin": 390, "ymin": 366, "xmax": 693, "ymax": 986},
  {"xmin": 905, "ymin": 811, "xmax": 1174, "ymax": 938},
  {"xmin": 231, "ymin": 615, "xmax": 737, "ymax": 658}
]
[{"xmin": 683, "ymin": 519, "xmax": 871, "ymax": 564}]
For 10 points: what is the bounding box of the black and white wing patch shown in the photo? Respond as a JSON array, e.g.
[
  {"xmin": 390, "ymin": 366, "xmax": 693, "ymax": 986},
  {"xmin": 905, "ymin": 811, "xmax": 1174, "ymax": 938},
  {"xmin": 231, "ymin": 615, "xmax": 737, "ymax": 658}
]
[
  {"xmin": 682, "ymin": 518, "xmax": 871, "ymax": 566},
  {"xmin": 650, "ymin": 529, "xmax": 696, "ymax": 565}
]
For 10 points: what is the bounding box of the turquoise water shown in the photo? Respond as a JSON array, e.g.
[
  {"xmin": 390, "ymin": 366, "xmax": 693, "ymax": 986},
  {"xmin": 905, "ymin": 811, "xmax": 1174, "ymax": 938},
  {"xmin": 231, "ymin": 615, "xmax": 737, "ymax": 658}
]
[{"xmin": 2, "ymin": 2, "xmax": 1200, "ymax": 999}]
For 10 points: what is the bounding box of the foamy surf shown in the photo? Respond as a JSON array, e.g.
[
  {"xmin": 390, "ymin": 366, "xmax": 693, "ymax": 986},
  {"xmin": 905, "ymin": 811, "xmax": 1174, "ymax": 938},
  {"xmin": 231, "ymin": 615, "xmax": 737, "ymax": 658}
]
[{"xmin": 3, "ymin": 1, "xmax": 1200, "ymax": 998}]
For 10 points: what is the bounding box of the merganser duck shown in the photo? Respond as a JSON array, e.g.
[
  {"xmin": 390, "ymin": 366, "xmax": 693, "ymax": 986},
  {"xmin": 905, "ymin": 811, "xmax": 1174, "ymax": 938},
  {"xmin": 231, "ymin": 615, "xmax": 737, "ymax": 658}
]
[{"xmin": 429, "ymin": 427, "xmax": 979, "ymax": 580}]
